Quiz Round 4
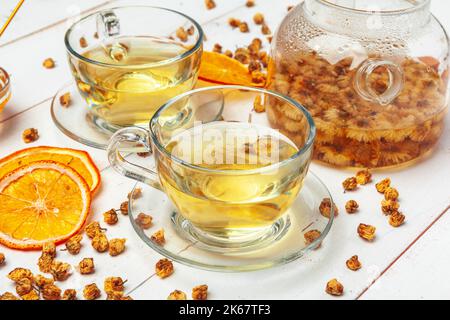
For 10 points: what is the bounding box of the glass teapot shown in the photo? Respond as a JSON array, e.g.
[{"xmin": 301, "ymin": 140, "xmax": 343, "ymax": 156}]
[{"xmin": 268, "ymin": 0, "xmax": 449, "ymax": 168}]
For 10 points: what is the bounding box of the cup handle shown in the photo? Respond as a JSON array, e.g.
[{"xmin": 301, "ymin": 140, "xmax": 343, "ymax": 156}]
[
  {"xmin": 107, "ymin": 127, "xmax": 163, "ymax": 191},
  {"xmin": 354, "ymin": 58, "xmax": 404, "ymax": 106}
]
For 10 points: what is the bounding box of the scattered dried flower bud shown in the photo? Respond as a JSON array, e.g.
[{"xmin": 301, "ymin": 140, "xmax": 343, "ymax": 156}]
[
  {"xmin": 176, "ymin": 27, "xmax": 188, "ymax": 42},
  {"xmin": 50, "ymin": 260, "xmax": 72, "ymax": 281},
  {"xmin": 376, "ymin": 178, "xmax": 391, "ymax": 193},
  {"xmin": 304, "ymin": 230, "xmax": 322, "ymax": 248},
  {"xmin": 228, "ymin": 18, "xmax": 241, "ymax": 28},
  {"xmin": 342, "ymin": 177, "xmax": 358, "ymax": 191},
  {"xmin": 120, "ymin": 201, "xmax": 129, "ymax": 215},
  {"xmin": 192, "ymin": 284, "xmax": 208, "ymax": 300},
  {"xmin": 253, "ymin": 13, "xmax": 265, "ymax": 25},
  {"xmin": 239, "ymin": 22, "xmax": 250, "ymax": 33},
  {"xmin": 213, "ymin": 43, "xmax": 223, "ymax": 53},
  {"xmin": 155, "ymin": 258, "xmax": 174, "ymax": 279},
  {"xmin": 104, "ymin": 277, "xmax": 125, "ymax": 294},
  {"xmin": 37, "ymin": 253, "xmax": 53, "ymax": 273},
  {"xmin": 85, "ymin": 221, "xmax": 103, "ymax": 238},
  {"xmin": 389, "ymin": 211, "xmax": 406, "ymax": 228},
  {"xmin": 42, "ymin": 284, "xmax": 61, "ymax": 300},
  {"xmin": 319, "ymin": 198, "xmax": 339, "ymax": 218},
  {"xmin": 326, "ymin": 279, "xmax": 344, "ymax": 296},
  {"xmin": 168, "ymin": 290, "xmax": 187, "ymax": 300},
  {"xmin": 248, "ymin": 60, "xmax": 262, "ymax": 73},
  {"xmin": 381, "ymin": 200, "xmax": 400, "ymax": 215},
  {"xmin": 235, "ymin": 50, "xmax": 251, "ymax": 64},
  {"xmin": 16, "ymin": 278, "xmax": 33, "ymax": 296},
  {"xmin": 103, "ymin": 208, "xmax": 119, "ymax": 225},
  {"xmin": 79, "ymin": 37, "xmax": 88, "ymax": 48},
  {"xmin": 43, "ymin": 58, "xmax": 55, "ymax": 69},
  {"xmin": 8, "ymin": 268, "xmax": 33, "ymax": 282},
  {"xmin": 224, "ymin": 50, "xmax": 233, "ymax": 58},
  {"xmin": 356, "ymin": 169, "xmax": 372, "ymax": 185},
  {"xmin": 65, "ymin": 234, "xmax": 83, "ymax": 255},
  {"xmin": 22, "ymin": 128, "xmax": 39, "ymax": 143},
  {"xmin": 151, "ymin": 229, "xmax": 166, "ymax": 246},
  {"xmin": 92, "ymin": 232, "xmax": 109, "ymax": 253},
  {"xmin": 345, "ymin": 200, "xmax": 359, "ymax": 214},
  {"xmin": 59, "ymin": 92, "xmax": 71, "ymax": 107},
  {"xmin": 136, "ymin": 213, "xmax": 153, "ymax": 229},
  {"xmin": 42, "ymin": 241, "xmax": 56, "ymax": 258},
  {"xmin": 205, "ymin": 0, "xmax": 216, "ymax": 10},
  {"xmin": 358, "ymin": 223, "xmax": 376, "ymax": 241},
  {"xmin": 0, "ymin": 253, "xmax": 5, "ymax": 266},
  {"xmin": 251, "ymin": 71, "xmax": 266, "ymax": 84},
  {"xmin": 261, "ymin": 23, "xmax": 271, "ymax": 35},
  {"xmin": 246, "ymin": 0, "xmax": 255, "ymax": 7},
  {"xmin": 253, "ymin": 95, "xmax": 265, "ymax": 113},
  {"xmin": 21, "ymin": 289, "xmax": 39, "ymax": 300},
  {"xmin": 0, "ymin": 292, "xmax": 20, "ymax": 300},
  {"xmin": 79, "ymin": 258, "xmax": 95, "ymax": 275},
  {"xmin": 384, "ymin": 187, "xmax": 399, "ymax": 201},
  {"xmin": 34, "ymin": 274, "xmax": 54, "ymax": 288},
  {"xmin": 106, "ymin": 291, "xmax": 124, "ymax": 300},
  {"xmin": 346, "ymin": 255, "xmax": 362, "ymax": 271},
  {"xmin": 83, "ymin": 283, "xmax": 101, "ymax": 300},
  {"xmin": 109, "ymin": 238, "xmax": 126, "ymax": 256},
  {"xmin": 128, "ymin": 187, "xmax": 142, "ymax": 199},
  {"xmin": 62, "ymin": 289, "xmax": 77, "ymax": 300}
]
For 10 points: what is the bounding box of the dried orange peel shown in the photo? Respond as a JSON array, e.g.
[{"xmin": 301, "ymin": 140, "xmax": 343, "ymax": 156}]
[
  {"xmin": 199, "ymin": 51, "xmax": 265, "ymax": 87},
  {"xmin": 0, "ymin": 161, "xmax": 91, "ymax": 250},
  {"xmin": 0, "ymin": 146, "xmax": 101, "ymax": 194}
]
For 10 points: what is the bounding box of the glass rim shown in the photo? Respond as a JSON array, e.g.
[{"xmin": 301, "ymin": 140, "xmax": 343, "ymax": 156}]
[
  {"xmin": 64, "ymin": 5, "xmax": 204, "ymax": 69},
  {"xmin": 149, "ymin": 85, "xmax": 316, "ymax": 175},
  {"xmin": 314, "ymin": 0, "xmax": 430, "ymax": 16},
  {"xmin": 0, "ymin": 67, "xmax": 10, "ymax": 95}
]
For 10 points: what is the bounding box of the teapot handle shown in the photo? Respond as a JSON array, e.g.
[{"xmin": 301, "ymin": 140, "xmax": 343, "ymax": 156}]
[{"xmin": 354, "ymin": 58, "xmax": 404, "ymax": 106}]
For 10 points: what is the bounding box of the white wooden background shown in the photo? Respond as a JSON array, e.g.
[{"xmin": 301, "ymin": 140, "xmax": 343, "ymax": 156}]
[{"xmin": 0, "ymin": 0, "xmax": 449, "ymax": 300}]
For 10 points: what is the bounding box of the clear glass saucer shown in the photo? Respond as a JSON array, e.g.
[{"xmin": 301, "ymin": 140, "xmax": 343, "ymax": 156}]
[
  {"xmin": 51, "ymin": 83, "xmax": 143, "ymax": 150},
  {"xmin": 128, "ymin": 171, "xmax": 335, "ymax": 272}
]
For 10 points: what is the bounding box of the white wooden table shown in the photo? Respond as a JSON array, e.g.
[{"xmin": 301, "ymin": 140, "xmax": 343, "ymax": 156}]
[{"xmin": 0, "ymin": 0, "xmax": 449, "ymax": 300}]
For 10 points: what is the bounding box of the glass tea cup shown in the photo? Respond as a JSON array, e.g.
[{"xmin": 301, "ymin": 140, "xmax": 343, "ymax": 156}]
[
  {"xmin": 65, "ymin": 6, "xmax": 203, "ymax": 133},
  {"xmin": 107, "ymin": 86, "xmax": 316, "ymax": 252}
]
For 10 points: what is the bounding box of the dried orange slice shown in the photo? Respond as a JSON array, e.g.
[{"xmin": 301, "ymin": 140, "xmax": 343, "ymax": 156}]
[
  {"xmin": 0, "ymin": 146, "xmax": 101, "ymax": 194},
  {"xmin": 199, "ymin": 51, "xmax": 264, "ymax": 87},
  {"xmin": 0, "ymin": 161, "xmax": 91, "ymax": 250}
]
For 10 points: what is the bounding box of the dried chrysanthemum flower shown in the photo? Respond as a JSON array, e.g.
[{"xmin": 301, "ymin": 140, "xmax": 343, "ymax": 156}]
[
  {"xmin": 239, "ymin": 22, "xmax": 250, "ymax": 33},
  {"xmin": 357, "ymin": 223, "xmax": 376, "ymax": 241},
  {"xmin": 16, "ymin": 278, "xmax": 33, "ymax": 296},
  {"xmin": 59, "ymin": 92, "xmax": 71, "ymax": 107},
  {"xmin": 50, "ymin": 260, "xmax": 72, "ymax": 281},
  {"xmin": 248, "ymin": 60, "xmax": 262, "ymax": 73},
  {"xmin": 384, "ymin": 187, "xmax": 399, "ymax": 201},
  {"xmin": 42, "ymin": 284, "xmax": 62, "ymax": 300},
  {"xmin": 251, "ymin": 71, "xmax": 266, "ymax": 84},
  {"xmin": 246, "ymin": 0, "xmax": 255, "ymax": 7},
  {"xmin": 325, "ymin": 279, "xmax": 344, "ymax": 296},
  {"xmin": 85, "ymin": 221, "xmax": 104, "ymax": 238},
  {"xmin": 79, "ymin": 37, "xmax": 88, "ymax": 48},
  {"xmin": 304, "ymin": 230, "xmax": 322, "ymax": 247},
  {"xmin": 0, "ymin": 292, "xmax": 20, "ymax": 300},
  {"xmin": 167, "ymin": 290, "xmax": 187, "ymax": 300},
  {"xmin": 135, "ymin": 213, "xmax": 153, "ymax": 229},
  {"xmin": 37, "ymin": 253, "xmax": 53, "ymax": 273},
  {"xmin": 79, "ymin": 258, "xmax": 95, "ymax": 275},
  {"xmin": 151, "ymin": 229, "xmax": 166, "ymax": 246},
  {"xmin": 224, "ymin": 50, "xmax": 233, "ymax": 58},
  {"xmin": 83, "ymin": 283, "xmax": 101, "ymax": 300},
  {"xmin": 34, "ymin": 274, "xmax": 54, "ymax": 288},
  {"xmin": 319, "ymin": 198, "xmax": 339, "ymax": 218},
  {"xmin": 253, "ymin": 95, "xmax": 265, "ymax": 113},
  {"xmin": 261, "ymin": 23, "xmax": 271, "ymax": 35},
  {"xmin": 22, "ymin": 128, "xmax": 39, "ymax": 143},
  {"xmin": 8, "ymin": 268, "xmax": 33, "ymax": 282},
  {"xmin": 42, "ymin": 241, "xmax": 57, "ymax": 258},
  {"xmin": 342, "ymin": 177, "xmax": 358, "ymax": 191},
  {"xmin": 381, "ymin": 199, "xmax": 400, "ymax": 215},
  {"xmin": 0, "ymin": 253, "xmax": 5, "ymax": 266},
  {"xmin": 346, "ymin": 255, "xmax": 362, "ymax": 271},
  {"xmin": 155, "ymin": 259, "xmax": 174, "ymax": 279},
  {"xmin": 389, "ymin": 211, "xmax": 406, "ymax": 228},
  {"xmin": 65, "ymin": 234, "xmax": 83, "ymax": 255},
  {"xmin": 120, "ymin": 201, "xmax": 129, "ymax": 215},
  {"xmin": 128, "ymin": 187, "xmax": 142, "ymax": 199},
  {"xmin": 176, "ymin": 27, "xmax": 188, "ymax": 42},
  {"xmin": 228, "ymin": 18, "xmax": 241, "ymax": 28},
  {"xmin": 21, "ymin": 289, "xmax": 39, "ymax": 300},
  {"xmin": 106, "ymin": 291, "xmax": 124, "ymax": 300},
  {"xmin": 62, "ymin": 289, "xmax": 77, "ymax": 300},
  {"xmin": 204, "ymin": 0, "xmax": 216, "ymax": 10},
  {"xmin": 192, "ymin": 285, "xmax": 208, "ymax": 300},
  {"xmin": 109, "ymin": 238, "xmax": 126, "ymax": 256},
  {"xmin": 345, "ymin": 200, "xmax": 359, "ymax": 214},
  {"xmin": 103, "ymin": 208, "xmax": 119, "ymax": 225},
  {"xmin": 253, "ymin": 13, "xmax": 265, "ymax": 25},
  {"xmin": 92, "ymin": 232, "xmax": 109, "ymax": 253},
  {"xmin": 43, "ymin": 58, "xmax": 55, "ymax": 69},
  {"xmin": 235, "ymin": 49, "xmax": 251, "ymax": 64},
  {"xmin": 356, "ymin": 169, "xmax": 372, "ymax": 185},
  {"xmin": 104, "ymin": 277, "xmax": 125, "ymax": 294},
  {"xmin": 213, "ymin": 43, "xmax": 222, "ymax": 53},
  {"xmin": 376, "ymin": 178, "xmax": 391, "ymax": 193}
]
